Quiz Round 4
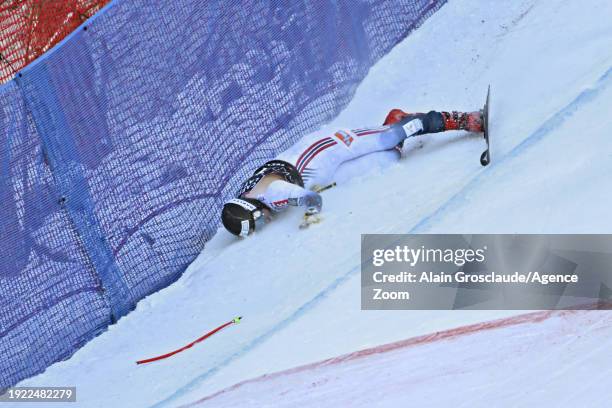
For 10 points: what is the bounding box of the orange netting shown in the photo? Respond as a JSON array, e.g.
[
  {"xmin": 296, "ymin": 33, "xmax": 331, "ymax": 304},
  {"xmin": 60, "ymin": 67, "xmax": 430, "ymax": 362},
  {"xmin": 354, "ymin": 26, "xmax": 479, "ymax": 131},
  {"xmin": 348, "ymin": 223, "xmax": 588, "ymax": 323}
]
[{"xmin": 0, "ymin": 0, "xmax": 109, "ymax": 83}]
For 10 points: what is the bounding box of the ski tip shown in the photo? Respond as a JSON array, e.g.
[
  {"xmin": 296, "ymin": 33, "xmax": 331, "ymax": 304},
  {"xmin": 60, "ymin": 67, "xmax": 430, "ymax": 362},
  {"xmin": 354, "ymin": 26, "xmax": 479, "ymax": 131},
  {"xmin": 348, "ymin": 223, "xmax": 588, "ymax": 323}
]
[
  {"xmin": 233, "ymin": 316, "xmax": 243, "ymax": 324},
  {"xmin": 480, "ymin": 150, "xmax": 490, "ymax": 166}
]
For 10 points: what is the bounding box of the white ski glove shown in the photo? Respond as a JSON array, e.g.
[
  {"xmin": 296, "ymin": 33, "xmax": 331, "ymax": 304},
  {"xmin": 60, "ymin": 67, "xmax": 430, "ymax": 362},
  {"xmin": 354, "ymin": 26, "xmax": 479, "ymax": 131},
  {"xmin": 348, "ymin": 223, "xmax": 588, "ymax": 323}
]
[{"xmin": 301, "ymin": 190, "xmax": 322, "ymax": 215}]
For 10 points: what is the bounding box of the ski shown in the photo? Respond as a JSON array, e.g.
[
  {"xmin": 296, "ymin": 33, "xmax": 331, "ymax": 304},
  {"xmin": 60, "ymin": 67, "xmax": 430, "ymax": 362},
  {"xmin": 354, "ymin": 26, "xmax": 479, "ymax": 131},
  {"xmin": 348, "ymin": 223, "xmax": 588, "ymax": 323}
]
[{"xmin": 480, "ymin": 85, "xmax": 491, "ymax": 166}]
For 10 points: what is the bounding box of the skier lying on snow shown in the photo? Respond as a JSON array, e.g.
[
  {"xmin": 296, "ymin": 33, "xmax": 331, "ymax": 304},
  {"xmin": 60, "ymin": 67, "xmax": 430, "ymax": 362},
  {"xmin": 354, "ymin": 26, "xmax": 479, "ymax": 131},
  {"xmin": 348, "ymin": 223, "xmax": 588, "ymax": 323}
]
[{"xmin": 221, "ymin": 109, "xmax": 483, "ymax": 236}]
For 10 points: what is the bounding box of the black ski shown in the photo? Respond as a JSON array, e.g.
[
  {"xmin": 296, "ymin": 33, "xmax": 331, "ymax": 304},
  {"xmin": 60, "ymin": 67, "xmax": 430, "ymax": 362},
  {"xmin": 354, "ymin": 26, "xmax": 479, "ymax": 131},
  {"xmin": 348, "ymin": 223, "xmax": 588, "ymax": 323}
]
[{"xmin": 480, "ymin": 85, "xmax": 491, "ymax": 166}]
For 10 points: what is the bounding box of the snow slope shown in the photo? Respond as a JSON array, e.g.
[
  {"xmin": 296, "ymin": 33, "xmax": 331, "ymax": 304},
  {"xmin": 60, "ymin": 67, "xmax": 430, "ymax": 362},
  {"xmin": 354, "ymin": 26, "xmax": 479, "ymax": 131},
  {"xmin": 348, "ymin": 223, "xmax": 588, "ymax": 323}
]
[
  {"xmin": 182, "ymin": 308, "xmax": 612, "ymax": 408},
  {"xmin": 19, "ymin": 0, "xmax": 612, "ymax": 407}
]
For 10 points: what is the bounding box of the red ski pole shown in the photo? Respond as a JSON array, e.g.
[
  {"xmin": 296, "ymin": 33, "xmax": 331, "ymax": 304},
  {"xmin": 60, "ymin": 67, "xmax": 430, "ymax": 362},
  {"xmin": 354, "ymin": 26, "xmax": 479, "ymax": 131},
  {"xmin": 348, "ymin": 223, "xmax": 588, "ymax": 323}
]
[{"xmin": 136, "ymin": 316, "xmax": 242, "ymax": 365}]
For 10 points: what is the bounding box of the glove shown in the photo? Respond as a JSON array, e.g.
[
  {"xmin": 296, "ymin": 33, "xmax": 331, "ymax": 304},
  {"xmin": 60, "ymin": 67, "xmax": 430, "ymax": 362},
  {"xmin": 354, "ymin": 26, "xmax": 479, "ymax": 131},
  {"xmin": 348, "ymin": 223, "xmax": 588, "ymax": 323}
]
[{"xmin": 302, "ymin": 191, "xmax": 322, "ymax": 215}]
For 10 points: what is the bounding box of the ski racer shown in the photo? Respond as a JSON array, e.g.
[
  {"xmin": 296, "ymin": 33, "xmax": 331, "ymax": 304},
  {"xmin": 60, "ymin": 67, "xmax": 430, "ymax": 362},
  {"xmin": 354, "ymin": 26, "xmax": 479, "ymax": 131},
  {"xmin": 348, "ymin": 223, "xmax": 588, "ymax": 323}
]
[{"xmin": 221, "ymin": 109, "xmax": 483, "ymax": 236}]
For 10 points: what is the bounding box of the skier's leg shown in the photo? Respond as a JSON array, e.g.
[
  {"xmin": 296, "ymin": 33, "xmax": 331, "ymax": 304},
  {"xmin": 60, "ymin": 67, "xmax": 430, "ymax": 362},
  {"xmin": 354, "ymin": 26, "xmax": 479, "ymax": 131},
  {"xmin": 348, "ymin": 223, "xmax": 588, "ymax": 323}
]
[
  {"xmin": 293, "ymin": 113, "xmax": 431, "ymax": 188},
  {"xmin": 344, "ymin": 111, "xmax": 441, "ymax": 158},
  {"xmin": 284, "ymin": 125, "xmax": 405, "ymax": 189},
  {"xmin": 339, "ymin": 110, "xmax": 483, "ymax": 162},
  {"xmin": 396, "ymin": 110, "xmax": 483, "ymax": 133},
  {"xmin": 278, "ymin": 111, "xmax": 482, "ymax": 189}
]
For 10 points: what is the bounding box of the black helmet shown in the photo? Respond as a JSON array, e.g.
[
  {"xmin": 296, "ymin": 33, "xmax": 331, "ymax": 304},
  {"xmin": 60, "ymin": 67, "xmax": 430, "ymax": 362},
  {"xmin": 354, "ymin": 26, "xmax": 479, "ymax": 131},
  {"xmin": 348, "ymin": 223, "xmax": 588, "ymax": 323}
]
[{"xmin": 221, "ymin": 198, "xmax": 268, "ymax": 237}]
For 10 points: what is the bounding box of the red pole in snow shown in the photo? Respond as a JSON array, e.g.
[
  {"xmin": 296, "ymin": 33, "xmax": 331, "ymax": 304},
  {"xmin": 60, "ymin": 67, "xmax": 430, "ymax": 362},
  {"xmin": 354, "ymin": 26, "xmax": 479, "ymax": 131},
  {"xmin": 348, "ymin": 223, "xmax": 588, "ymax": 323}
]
[{"xmin": 136, "ymin": 316, "xmax": 242, "ymax": 365}]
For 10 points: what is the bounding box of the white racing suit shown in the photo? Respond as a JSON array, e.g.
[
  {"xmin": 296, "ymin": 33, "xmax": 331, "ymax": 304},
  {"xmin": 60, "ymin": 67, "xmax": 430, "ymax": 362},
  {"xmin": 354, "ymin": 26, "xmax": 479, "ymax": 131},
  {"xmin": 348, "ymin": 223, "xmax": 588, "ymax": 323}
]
[{"xmin": 251, "ymin": 116, "xmax": 426, "ymax": 214}]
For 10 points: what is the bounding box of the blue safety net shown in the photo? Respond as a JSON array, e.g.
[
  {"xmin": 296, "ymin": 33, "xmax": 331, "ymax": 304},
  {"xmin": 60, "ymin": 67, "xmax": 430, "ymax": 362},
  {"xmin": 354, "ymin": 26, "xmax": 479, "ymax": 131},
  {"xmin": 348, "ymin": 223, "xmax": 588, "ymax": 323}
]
[{"xmin": 0, "ymin": 0, "xmax": 446, "ymax": 388}]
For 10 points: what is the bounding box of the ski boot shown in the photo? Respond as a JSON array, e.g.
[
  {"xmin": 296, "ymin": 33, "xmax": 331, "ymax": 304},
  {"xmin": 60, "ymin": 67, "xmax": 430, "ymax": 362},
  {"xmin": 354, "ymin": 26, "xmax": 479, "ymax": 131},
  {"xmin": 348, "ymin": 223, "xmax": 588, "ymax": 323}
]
[{"xmin": 441, "ymin": 111, "xmax": 484, "ymax": 133}]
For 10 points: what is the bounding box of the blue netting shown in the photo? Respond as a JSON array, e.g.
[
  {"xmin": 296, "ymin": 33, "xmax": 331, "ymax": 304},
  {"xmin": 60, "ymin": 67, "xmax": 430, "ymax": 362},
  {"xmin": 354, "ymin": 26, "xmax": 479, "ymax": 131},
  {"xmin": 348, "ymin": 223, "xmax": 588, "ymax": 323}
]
[
  {"xmin": 0, "ymin": 80, "xmax": 111, "ymax": 389},
  {"xmin": 0, "ymin": 0, "xmax": 446, "ymax": 388}
]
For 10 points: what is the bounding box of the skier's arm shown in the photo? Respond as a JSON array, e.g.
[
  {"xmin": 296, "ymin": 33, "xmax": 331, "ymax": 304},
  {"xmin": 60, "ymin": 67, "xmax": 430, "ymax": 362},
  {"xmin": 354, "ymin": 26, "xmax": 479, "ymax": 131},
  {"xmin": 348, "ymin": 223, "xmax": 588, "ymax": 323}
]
[{"xmin": 258, "ymin": 180, "xmax": 322, "ymax": 214}]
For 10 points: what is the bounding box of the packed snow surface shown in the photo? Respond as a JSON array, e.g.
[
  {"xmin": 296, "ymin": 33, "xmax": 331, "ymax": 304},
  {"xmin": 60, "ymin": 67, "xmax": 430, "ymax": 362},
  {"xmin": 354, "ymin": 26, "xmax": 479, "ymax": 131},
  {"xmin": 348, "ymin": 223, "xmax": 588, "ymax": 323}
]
[
  {"xmin": 19, "ymin": 0, "xmax": 612, "ymax": 407},
  {"xmin": 183, "ymin": 309, "xmax": 612, "ymax": 408}
]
